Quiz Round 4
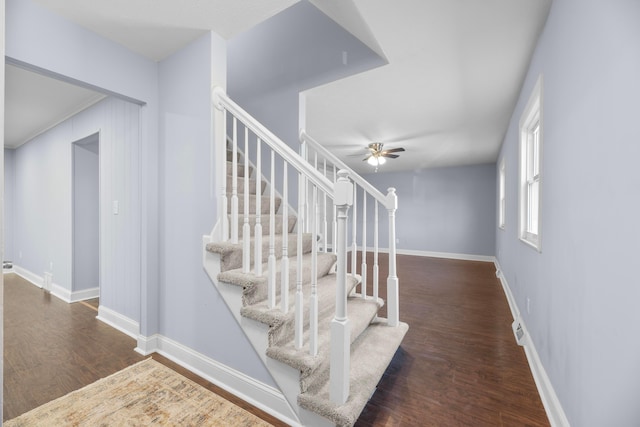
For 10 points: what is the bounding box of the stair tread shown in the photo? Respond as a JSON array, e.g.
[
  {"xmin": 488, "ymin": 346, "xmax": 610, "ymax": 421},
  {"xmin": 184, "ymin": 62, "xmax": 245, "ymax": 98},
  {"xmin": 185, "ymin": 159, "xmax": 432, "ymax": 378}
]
[
  {"xmin": 298, "ymin": 319, "xmax": 409, "ymax": 427},
  {"xmin": 207, "ymin": 232, "xmax": 313, "ymax": 272},
  {"xmin": 217, "ymin": 252, "xmax": 337, "ymax": 306},
  {"xmin": 266, "ymin": 294, "xmax": 381, "ymax": 393}
]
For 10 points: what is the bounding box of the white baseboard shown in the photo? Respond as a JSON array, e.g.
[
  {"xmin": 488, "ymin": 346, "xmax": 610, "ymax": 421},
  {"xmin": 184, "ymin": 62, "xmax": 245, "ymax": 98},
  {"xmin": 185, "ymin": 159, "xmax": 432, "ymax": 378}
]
[
  {"xmin": 355, "ymin": 247, "xmax": 495, "ymax": 262},
  {"xmin": 136, "ymin": 334, "xmax": 301, "ymax": 427},
  {"xmin": 494, "ymin": 259, "xmax": 570, "ymax": 427},
  {"xmin": 12, "ymin": 265, "xmax": 99, "ymax": 303},
  {"xmin": 97, "ymin": 306, "xmax": 140, "ymax": 340}
]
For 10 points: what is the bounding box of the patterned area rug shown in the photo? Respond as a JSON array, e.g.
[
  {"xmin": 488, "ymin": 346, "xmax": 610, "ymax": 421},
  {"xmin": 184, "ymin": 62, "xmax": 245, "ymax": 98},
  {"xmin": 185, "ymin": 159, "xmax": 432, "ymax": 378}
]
[{"xmin": 5, "ymin": 359, "xmax": 272, "ymax": 426}]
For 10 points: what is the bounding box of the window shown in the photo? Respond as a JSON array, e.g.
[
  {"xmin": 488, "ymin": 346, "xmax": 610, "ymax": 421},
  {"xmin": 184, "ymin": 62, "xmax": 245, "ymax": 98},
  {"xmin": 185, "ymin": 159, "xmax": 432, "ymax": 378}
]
[
  {"xmin": 498, "ymin": 159, "xmax": 506, "ymax": 229},
  {"xmin": 519, "ymin": 76, "xmax": 543, "ymax": 251}
]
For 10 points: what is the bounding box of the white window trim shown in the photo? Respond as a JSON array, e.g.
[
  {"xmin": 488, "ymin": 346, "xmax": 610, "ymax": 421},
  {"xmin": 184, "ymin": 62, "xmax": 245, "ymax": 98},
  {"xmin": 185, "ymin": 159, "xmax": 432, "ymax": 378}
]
[
  {"xmin": 498, "ymin": 158, "xmax": 506, "ymax": 230},
  {"xmin": 518, "ymin": 75, "xmax": 543, "ymax": 252}
]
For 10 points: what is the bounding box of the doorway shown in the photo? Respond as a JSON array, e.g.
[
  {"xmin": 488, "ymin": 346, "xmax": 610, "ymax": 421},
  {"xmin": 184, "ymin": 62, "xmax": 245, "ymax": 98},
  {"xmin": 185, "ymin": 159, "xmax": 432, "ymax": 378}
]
[{"xmin": 72, "ymin": 133, "xmax": 100, "ymax": 301}]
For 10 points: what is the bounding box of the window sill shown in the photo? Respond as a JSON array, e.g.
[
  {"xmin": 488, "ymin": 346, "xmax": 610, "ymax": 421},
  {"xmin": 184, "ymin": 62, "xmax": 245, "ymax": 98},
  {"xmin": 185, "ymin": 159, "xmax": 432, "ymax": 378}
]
[{"xmin": 519, "ymin": 235, "xmax": 541, "ymax": 252}]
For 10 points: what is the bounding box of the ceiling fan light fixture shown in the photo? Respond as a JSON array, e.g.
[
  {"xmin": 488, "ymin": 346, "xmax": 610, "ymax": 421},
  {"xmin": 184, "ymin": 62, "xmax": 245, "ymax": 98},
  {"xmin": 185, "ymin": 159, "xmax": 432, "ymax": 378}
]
[
  {"xmin": 378, "ymin": 156, "xmax": 386, "ymax": 165},
  {"xmin": 367, "ymin": 156, "xmax": 378, "ymax": 166}
]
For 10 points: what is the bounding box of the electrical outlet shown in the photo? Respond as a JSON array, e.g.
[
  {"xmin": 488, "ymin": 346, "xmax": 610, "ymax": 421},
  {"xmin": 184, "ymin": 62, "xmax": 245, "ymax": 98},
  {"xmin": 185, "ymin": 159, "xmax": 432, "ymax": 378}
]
[{"xmin": 396, "ymin": 238, "xmax": 400, "ymax": 244}]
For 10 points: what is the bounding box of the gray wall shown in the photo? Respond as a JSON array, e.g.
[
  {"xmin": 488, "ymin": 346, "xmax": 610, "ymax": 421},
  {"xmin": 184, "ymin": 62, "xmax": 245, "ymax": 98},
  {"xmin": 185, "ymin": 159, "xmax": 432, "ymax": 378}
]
[
  {"xmin": 7, "ymin": 0, "xmax": 160, "ymax": 337},
  {"xmin": 228, "ymin": 1, "xmax": 385, "ymax": 209},
  {"xmin": 363, "ymin": 164, "xmax": 496, "ymax": 256},
  {"xmin": 72, "ymin": 134, "xmax": 99, "ymax": 292},
  {"xmin": 12, "ymin": 97, "xmax": 141, "ymax": 320},
  {"xmin": 496, "ymin": 0, "xmax": 640, "ymax": 425},
  {"xmin": 156, "ymin": 32, "xmax": 273, "ymax": 384},
  {"xmin": 4, "ymin": 148, "xmax": 15, "ymax": 262}
]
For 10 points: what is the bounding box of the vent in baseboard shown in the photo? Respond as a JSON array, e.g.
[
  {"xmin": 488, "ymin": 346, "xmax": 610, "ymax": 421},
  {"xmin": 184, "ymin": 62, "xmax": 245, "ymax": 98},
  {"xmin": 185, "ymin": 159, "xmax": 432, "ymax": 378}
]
[{"xmin": 512, "ymin": 318, "xmax": 526, "ymax": 346}]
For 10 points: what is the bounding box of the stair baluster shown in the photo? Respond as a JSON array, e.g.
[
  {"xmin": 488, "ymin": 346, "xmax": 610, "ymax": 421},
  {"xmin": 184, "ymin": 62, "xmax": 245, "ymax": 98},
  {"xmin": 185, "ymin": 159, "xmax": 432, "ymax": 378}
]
[
  {"xmin": 218, "ymin": 107, "xmax": 228, "ymax": 241},
  {"xmin": 322, "ymin": 158, "xmax": 328, "ymax": 253},
  {"xmin": 254, "ymin": 138, "xmax": 263, "ymax": 275},
  {"xmin": 373, "ymin": 201, "xmax": 379, "ymax": 304},
  {"xmin": 231, "ymin": 117, "xmax": 239, "ymax": 244},
  {"xmin": 387, "ymin": 187, "xmax": 399, "ymax": 327},
  {"xmin": 351, "ymin": 185, "xmax": 357, "ymax": 277},
  {"xmin": 332, "ymin": 166, "xmax": 337, "ymax": 253},
  {"xmin": 281, "ymin": 162, "xmax": 289, "ymax": 313},
  {"xmin": 361, "ymin": 191, "xmax": 367, "ymax": 298},
  {"xmin": 267, "ymin": 151, "xmax": 276, "ymax": 309},
  {"xmin": 295, "ymin": 168, "xmax": 305, "ymax": 349},
  {"xmin": 242, "ymin": 127, "xmax": 250, "ymax": 273},
  {"xmin": 309, "ymin": 183, "xmax": 319, "ymax": 356}
]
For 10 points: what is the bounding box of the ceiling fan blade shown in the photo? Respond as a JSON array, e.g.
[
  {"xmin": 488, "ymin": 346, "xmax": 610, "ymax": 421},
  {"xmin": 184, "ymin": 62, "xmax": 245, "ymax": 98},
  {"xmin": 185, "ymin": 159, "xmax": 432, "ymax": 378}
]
[
  {"xmin": 381, "ymin": 153, "xmax": 400, "ymax": 159},
  {"xmin": 382, "ymin": 147, "xmax": 405, "ymax": 154},
  {"xmin": 363, "ymin": 154, "xmax": 373, "ymax": 161}
]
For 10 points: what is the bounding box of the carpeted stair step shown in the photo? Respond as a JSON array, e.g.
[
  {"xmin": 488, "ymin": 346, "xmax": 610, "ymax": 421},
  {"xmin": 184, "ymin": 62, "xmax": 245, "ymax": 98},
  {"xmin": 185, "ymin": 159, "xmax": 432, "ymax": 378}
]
[
  {"xmin": 241, "ymin": 273, "xmax": 361, "ymax": 347},
  {"xmin": 217, "ymin": 252, "xmax": 337, "ymax": 306},
  {"xmin": 227, "ymin": 214, "xmax": 296, "ymax": 237},
  {"xmin": 226, "ymin": 150, "xmax": 242, "ymax": 162},
  {"xmin": 298, "ymin": 319, "xmax": 409, "ymax": 427},
  {"xmin": 226, "ymin": 161, "xmax": 251, "ymax": 178},
  {"xmin": 265, "ymin": 294, "xmax": 381, "ymax": 394},
  {"xmin": 229, "ymin": 195, "xmax": 282, "ymax": 215},
  {"xmin": 207, "ymin": 233, "xmax": 314, "ymax": 272},
  {"xmin": 226, "ymin": 175, "xmax": 267, "ymax": 195}
]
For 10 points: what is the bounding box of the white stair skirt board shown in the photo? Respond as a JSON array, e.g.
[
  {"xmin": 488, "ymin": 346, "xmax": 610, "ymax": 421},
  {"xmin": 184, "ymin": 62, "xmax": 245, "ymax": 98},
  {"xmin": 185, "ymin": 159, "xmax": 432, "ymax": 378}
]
[
  {"xmin": 96, "ymin": 306, "xmax": 140, "ymax": 340},
  {"xmin": 12, "ymin": 265, "xmax": 99, "ymax": 302},
  {"xmin": 136, "ymin": 333, "xmax": 302, "ymax": 427},
  {"xmin": 494, "ymin": 260, "xmax": 570, "ymax": 427}
]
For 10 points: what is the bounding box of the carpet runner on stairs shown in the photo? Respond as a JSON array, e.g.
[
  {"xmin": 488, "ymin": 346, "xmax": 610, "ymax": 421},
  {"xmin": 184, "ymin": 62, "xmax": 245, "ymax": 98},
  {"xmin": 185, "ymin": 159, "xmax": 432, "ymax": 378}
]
[{"xmin": 207, "ymin": 149, "xmax": 408, "ymax": 427}]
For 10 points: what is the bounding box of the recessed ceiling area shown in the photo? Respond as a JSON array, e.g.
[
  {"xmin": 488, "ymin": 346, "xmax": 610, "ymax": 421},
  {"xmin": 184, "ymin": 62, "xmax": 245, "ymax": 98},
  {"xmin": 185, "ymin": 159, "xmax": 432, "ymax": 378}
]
[{"xmin": 5, "ymin": 64, "xmax": 106, "ymax": 149}]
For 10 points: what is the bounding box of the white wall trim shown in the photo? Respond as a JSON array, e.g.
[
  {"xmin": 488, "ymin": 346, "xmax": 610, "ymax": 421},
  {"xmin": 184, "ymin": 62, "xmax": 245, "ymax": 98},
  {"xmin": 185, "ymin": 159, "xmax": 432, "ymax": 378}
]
[
  {"xmin": 354, "ymin": 247, "xmax": 495, "ymax": 262},
  {"xmin": 136, "ymin": 333, "xmax": 301, "ymax": 427},
  {"xmin": 97, "ymin": 306, "xmax": 140, "ymax": 339},
  {"xmin": 11, "ymin": 265, "xmax": 99, "ymax": 303},
  {"xmin": 494, "ymin": 259, "xmax": 570, "ymax": 427}
]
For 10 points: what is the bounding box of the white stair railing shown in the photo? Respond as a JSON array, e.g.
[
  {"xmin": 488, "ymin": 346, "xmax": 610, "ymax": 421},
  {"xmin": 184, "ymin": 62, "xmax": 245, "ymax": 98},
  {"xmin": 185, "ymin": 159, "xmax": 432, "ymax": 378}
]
[
  {"xmin": 300, "ymin": 130, "xmax": 400, "ymax": 325},
  {"xmin": 212, "ymin": 87, "xmax": 356, "ymax": 401}
]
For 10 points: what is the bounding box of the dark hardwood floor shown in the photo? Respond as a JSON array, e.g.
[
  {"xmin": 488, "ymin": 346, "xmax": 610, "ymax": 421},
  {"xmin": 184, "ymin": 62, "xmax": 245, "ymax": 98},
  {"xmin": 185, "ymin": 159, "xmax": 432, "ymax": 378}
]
[
  {"xmin": 4, "ymin": 255, "xmax": 549, "ymax": 426},
  {"xmin": 353, "ymin": 253, "xmax": 549, "ymax": 426}
]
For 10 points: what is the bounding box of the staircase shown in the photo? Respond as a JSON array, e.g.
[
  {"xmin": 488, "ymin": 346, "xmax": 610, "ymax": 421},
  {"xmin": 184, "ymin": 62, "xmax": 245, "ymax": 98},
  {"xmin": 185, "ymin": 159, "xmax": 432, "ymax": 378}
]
[{"xmin": 203, "ymin": 88, "xmax": 408, "ymax": 427}]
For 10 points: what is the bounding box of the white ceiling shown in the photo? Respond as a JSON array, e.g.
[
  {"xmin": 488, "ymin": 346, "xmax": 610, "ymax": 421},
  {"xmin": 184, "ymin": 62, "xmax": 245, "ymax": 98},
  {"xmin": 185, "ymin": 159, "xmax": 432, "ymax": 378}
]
[
  {"xmin": 5, "ymin": 64, "xmax": 105, "ymax": 149},
  {"xmin": 9, "ymin": 0, "xmax": 551, "ymax": 174}
]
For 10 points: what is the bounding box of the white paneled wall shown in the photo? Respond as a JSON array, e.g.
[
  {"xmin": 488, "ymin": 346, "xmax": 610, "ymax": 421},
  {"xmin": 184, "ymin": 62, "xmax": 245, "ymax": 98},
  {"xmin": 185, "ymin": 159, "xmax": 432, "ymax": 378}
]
[{"xmin": 12, "ymin": 97, "xmax": 141, "ymax": 323}]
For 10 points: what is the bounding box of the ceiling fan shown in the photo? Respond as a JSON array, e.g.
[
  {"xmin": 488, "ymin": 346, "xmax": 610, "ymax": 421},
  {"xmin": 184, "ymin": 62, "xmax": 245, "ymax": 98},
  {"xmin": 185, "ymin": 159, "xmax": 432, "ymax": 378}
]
[{"xmin": 363, "ymin": 142, "xmax": 405, "ymax": 170}]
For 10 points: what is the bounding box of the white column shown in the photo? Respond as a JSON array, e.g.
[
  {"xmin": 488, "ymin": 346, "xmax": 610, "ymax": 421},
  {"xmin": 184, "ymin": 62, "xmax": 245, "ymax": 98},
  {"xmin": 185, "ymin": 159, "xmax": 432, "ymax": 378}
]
[{"xmin": 330, "ymin": 170, "xmax": 353, "ymax": 405}]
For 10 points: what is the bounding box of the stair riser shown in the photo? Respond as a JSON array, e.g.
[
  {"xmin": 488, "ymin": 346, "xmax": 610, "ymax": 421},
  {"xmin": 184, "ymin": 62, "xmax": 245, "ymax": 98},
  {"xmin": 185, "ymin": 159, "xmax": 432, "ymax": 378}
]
[
  {"xmin": 228, "ymin": 215, "xmax": 296, "ymax": 237},
  {"xmin": 230, "ymin": 196, "xmax": 282, "ymax": 215},
  {"xmin": 217, "ymin": 234, "xmax": 314, "ymax": 272},
  {"xmin": 226, "ymin": 176, "xmax": 267, "ymax": 195}
]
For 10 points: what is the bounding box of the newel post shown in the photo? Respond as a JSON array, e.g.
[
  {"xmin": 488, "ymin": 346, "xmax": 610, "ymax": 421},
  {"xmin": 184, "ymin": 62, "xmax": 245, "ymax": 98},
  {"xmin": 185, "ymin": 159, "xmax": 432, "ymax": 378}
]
[
  {"xmin": 330, "ymin": 170, "xmax": 353, "ymax": 405},
  {"xmin": 386, "ymin": 187, "xmax": 399, "ymax": 327},
  {"xmin": 212, "ymin": 86, "xmax": 228, "ymax": 241}
]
